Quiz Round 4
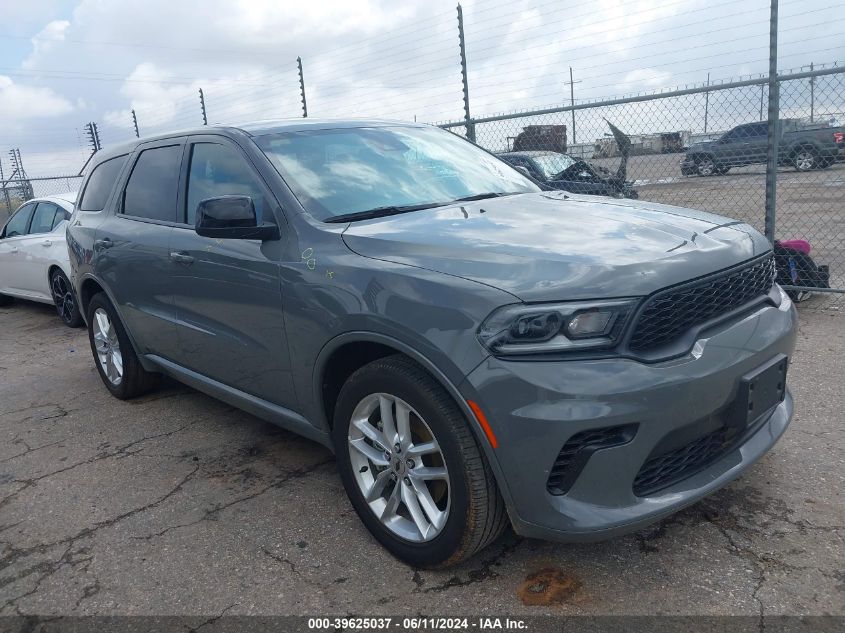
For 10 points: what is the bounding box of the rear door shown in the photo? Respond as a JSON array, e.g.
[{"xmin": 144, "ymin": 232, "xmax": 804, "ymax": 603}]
[
  {"xmin": 94, "ymin": 139, "xmax": 185, "ymax": 360},
  {"xmin": 16, "ymin": 201, "xmax": 63, "ymax": 298},
  {"xmin": 0, "ymin": 202, "xmax": 36, "ymax": 295},
  {"xmin": 168, "ymin": 135, "xmax": 296, "ymax": 408}
]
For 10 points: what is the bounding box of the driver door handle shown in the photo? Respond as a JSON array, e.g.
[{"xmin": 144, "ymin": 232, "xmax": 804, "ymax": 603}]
[
  {"xmin": 41, "ymin": 239, "xmax": 52, "ymax": 247},
  {"xmin": 170, "ymin": 251, "xmax": 195, "ymax": 265},
  {"xmin": 10, "ymin": 247, "xmax": 19, "ymax": 254}
]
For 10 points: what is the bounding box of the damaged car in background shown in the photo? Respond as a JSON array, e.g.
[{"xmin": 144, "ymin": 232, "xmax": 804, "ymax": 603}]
[{"xmin": 499, "ymin": 121, "xmax": 638, "ymax": 198}]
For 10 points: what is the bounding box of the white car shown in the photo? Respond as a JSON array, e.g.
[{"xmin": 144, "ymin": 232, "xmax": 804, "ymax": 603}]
[{"xmin": 0, "ymin": 192, "xmax": 82, "ymax": 327}]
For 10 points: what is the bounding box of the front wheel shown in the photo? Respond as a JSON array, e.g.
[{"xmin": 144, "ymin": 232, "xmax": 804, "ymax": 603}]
[
  {"xmin": 333, "ymin": 355, "xmax": 508, "ymax": 568},
  {"xmin": 86, "ymin": 293, "xmax": 159, "ymax": 399},
  {"xmin": 696, "ymin": 156, "xmax": 717, "ymax": 176},
  {"xmin": 50, "ymin": 269, "xmax": 83, "ymax": 328}
]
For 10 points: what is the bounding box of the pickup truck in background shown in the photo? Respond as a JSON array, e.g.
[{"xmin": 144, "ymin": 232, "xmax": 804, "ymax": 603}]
[{"xmin": 681, "ymin": 120, "xmax": 845, "ymax": 176}]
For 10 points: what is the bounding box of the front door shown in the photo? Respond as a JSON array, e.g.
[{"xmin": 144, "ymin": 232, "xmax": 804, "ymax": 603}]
[{"xmin": 168, "ymin": 136, "xmax": 297, "ymax": 410}]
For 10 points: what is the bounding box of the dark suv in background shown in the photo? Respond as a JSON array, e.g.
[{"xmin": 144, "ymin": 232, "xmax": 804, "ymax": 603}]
[
  {"xmin": 681, "ymin": 119, "xmax": 845, "ymax": 176},
  {"xmin": 67, "ymin": 120, "xmax": 796, "ymax": 568}
]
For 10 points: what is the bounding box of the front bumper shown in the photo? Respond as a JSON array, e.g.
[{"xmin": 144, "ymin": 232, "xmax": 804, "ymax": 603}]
[{"xmin": 461, "ymin": 298, "xmax": 797, "ymax": 542}]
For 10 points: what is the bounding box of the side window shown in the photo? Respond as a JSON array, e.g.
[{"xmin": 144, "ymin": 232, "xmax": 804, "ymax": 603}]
[
  {"xmin": 28, "ymin": 203, "xmax": 60, "ymax": 235},
  {"xmin": 2, "ymin": 203, "xmax": 35, "ymax": 238},
  {"xmin": 122, "ymin": 145, "xmax": 183, "ymax": 222},
  {"xmin": 79, "ymin": 155, "xmax": 128, "ymax": 211},
  {"xmin": 749, "ymin": 123, "xmax": 768, "ymax": 138},
  {"xmin": 51, "ymin": 207, "xmax": 71, "ymax": 230},
  {"xmin": 186, "ymin": 143, "xmax": 268, "ymax": 225}
]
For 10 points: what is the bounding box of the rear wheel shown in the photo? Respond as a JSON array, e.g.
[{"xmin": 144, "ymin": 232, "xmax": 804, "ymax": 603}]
[
  {"xmin": 50, "ymin": 269, "xmax": 83, "ymax": 328},
  {"xmin": 333, "ymin": 355, "xmax": 507, "ymax": 568},
  {"xmin": 86, "ymin": 293, "xmax": 159, "ymax": 399},
  {"xmin": 793, "ymin": 147, "xmax": 819, "ymax": 171}
]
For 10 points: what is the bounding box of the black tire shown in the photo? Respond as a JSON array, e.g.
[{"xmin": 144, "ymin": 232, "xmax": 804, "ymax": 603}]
[
  {"xmin": 695, "ymin": 156, "xmax": 718, "ymax": 176},
  {"xmin": 793, "ymin": 147, "xmax": 819, "ymax": 172},
  {"xmin": 50, "ymin": 269, "xmax": 83, "ymax": 328},
  {"xmin": 86, "ymin": 292, "xmax": 159, "ymax": 399},
  {"xmin": 332, "ymin": 355, "xmax": 508, "ymax": 568},
  {"xmin": 0, "ymin": 294, "xmax": 12, "ymax": 307}
]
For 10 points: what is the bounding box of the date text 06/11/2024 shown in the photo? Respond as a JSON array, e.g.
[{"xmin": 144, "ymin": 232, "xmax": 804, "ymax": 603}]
[{"xmin": 307, "ymin": 617, "xmax": 528, "ymax": 630}]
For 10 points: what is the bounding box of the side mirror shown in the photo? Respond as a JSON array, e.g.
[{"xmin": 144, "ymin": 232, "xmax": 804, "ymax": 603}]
[
  {"xmin": 513, "ymin": 165, "xmax": 532, "ymax": 178},
  {"xmin": 195, "ymin": 196, "xmax": 279, "ymax": 241}
]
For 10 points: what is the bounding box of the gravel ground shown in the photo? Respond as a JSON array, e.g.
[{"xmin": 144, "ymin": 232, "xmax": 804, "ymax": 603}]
[{"xmin": 0, "ymin": 300, "xmax": 843, "ymax": 618}]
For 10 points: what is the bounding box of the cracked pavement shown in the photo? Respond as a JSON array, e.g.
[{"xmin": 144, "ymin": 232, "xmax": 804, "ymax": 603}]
[{"xmin": 0, "ymin": 300, "xmax": 843, "ymax": 617}]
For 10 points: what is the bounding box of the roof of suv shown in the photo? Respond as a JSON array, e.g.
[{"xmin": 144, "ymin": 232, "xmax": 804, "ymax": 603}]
[{"xmin": 86, "ymin": 118, "xmax": 427, "ymax": 169}]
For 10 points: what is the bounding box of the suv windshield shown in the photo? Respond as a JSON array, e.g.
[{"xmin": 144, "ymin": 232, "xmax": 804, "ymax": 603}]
[
  {"xmin": 531, "ymin": 153, "xmax": 576, "ymax": 179},
  {"xmin": 255, "ymin": 125, "xmax": 539, "ymax": 221}
]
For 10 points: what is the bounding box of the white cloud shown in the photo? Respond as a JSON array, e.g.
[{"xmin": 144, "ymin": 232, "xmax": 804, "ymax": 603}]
[
  {"xmin": 622, "ymin": 68, "xmax": 673, "ymax": 88},
  {"xmin": 0, "ymin": 76, "xmax": 74, "ymax": 122},
  {"xmin": 22, "ymin": 20, "xmax": 70, "ymax": 69}
]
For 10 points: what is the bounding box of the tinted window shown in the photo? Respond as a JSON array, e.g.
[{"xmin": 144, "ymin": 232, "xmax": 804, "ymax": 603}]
[
  {"xmin": 79, "ymin": 155, "xmax": 128, "ymax": 211},
  {"xmin": 29, "ymin": 203, "xmax": 59, "ymax": 234},
  {"xmin": 186, "ymin": 143, "xmax": 267, "ymax": 225},
  {"xmin": 3, "ymin": 203, "xmax": 35, "ymax": 238},
  {"xmin": 123, "ymin": 145, "xmax": 183, "ymax": 222}
]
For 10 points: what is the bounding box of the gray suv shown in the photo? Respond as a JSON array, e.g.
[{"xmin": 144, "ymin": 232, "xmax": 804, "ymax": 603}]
[{"xmin": 67, "ymin": 120, "xmax": 797, "ymax": 568}]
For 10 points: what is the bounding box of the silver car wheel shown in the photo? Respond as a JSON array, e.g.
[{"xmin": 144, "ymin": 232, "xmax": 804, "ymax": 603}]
[
  {"xmin": 697, "ymin": 158, "xmax": 715, "ymax": 176},
  {"xmin": 92, "ymin": 307, "xmax": 123, "ymax": 386},
  {"xmin": 795, "ymin": 150, "xmax": 815, "ymax": 171},
  {"xmin": 347, "ymin": 393, "xmax": 450, "ymax": 543}
]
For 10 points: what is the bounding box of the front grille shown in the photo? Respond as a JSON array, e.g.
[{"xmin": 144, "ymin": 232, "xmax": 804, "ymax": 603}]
[
  {"xmin": 547, "ymin": 424, "xmax": 637, "ymax": 495},
  {"xmin": 629, "ymin": 255, "xmax": 775, "ymax": 352},
  {"xmin": 633, "ymin": 426, "xmax": 734, "ymax": 496}
]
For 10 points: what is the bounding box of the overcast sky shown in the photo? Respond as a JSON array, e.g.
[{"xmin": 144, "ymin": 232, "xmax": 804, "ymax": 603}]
[{"xmin": 1, "ymin": 0, "xmax": 843, "ymax": 176}]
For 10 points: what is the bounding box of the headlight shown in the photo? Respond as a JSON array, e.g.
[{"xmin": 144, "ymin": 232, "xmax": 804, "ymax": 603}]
[{"xmin": 477, "ymin": 299, "xmax": 638, "ymax": 356}]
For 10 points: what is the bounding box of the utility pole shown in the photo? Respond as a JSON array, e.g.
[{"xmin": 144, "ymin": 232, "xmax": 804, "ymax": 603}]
[
  {"xmin": 131, "ymin": 109, "xmax": 140, "ymax": 138},
  {"xmin": 563, "ymin": 67, "xmax": 582, "ymax": 145},
  {"xmin": 297, "ymin": 57, "xmax": 308, "ymax": 118},
  {"xmin": 704, "ymin": 73, "xmax": 710, "ymax": 133},
  {"xmin": 764, "ymin": 0, "xmax": 780, "ymax": 243},
  {"xmin": 809, "ymin": 62, "xmax": 815, "ymax": 122},
  {"xmin": 199, "ymin": 88, "xmax": 208, "ymax": 125},
  {"xmin": 456, "ymin": 4, "xmax": 474, "ymax": 142}
]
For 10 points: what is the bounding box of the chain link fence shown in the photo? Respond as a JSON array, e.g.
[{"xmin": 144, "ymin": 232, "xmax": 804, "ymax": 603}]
[
  {"xmin": 1, "ymin": 176, "xmax": 83, "ymax": 222},
  {"xmin": 442, "ymin": 66, "xmax": 845, "ymax": 306}
]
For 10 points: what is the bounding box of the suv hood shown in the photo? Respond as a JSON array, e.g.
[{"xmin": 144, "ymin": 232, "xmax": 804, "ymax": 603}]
[{"xmin": 341, "ymin": 192, "xmax": 770, "ymax": 301}]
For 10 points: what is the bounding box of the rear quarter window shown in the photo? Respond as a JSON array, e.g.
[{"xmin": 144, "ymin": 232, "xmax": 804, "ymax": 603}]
[{"xmin": 79, "ymin": 155, "xmax": 128, "ymax": 211}]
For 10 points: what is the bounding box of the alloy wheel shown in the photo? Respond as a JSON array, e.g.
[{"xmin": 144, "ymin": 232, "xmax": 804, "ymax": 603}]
[
  {"xmin": 92, "ymin": 307, "xmax": 123, "ymax": 386},
  {"xmin": 795, "ymin": 151, "xmax": 815, "ymax": 171},
  {"xmin": 697, "ymin": 158, "xmax": 715, "ymax": 176},
  {"xmin": 51, "ymin": 273, "xmax": 76, "ymax": 324},
  {"xmin": 347, "ymin": 393, "xmax": 450, "ymax": 543}
]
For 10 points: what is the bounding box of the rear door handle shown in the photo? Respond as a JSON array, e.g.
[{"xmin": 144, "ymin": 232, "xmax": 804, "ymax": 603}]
[
  {"xmin": 170, "ymin": 251, "xmax": 195, "ymax": 265},
  {"xmin": 94, "ymin": 238, "xmax": 113, "ymax": 250},
  {"xmin": 10, "ymin": 247, "xmax": 18, "ymax": 254},
  {"xmin": 41, "ymin": 240, "xmax": 52, "ymax": 247}
]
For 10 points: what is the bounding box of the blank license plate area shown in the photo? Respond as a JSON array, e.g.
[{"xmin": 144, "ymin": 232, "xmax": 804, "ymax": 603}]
[{"xmin": 740, "ymin": 354, "xmax": 788, "ymax": 426}]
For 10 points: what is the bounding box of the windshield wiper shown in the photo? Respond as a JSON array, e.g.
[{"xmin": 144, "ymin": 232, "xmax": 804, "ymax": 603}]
[
  {"xmin": 451, "ymin": 192, "xmax": 510, "ymax": 202},
  {"xmin": 324, "ymin": 202, "xmax": 450, "ymax": 224}
]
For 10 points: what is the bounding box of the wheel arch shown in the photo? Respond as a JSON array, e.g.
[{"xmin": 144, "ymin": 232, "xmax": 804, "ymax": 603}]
[{"xmin": 313, "ymin": 330, "xmax": 516, "ymax": 517}]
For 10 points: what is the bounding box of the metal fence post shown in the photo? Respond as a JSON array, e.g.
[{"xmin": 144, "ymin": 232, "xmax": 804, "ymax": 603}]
[
  {"xmin": 199, "ymin": 88, "xmax": 208, "ymax": 125},
  {"xmin": 764, "ymin": 0, "xmax": 780, "ymax": 243},
  {"xmin": 704, "ymin": 73, "xmax": 710, "ymax": 133},
  {"xmin": 131, "ymin": 109, "xmax": 140, "ymax": 138},
  {"xmin": 297, "ymin": 57, "xmax": 308, "ymax": 118},
  {"xmin": 809, "ymin": 62, "xmax": 815, "ymax": 122},
  {"xmin": 456, "ymin": 4, "xmax": 475, "ymax": 142}
]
